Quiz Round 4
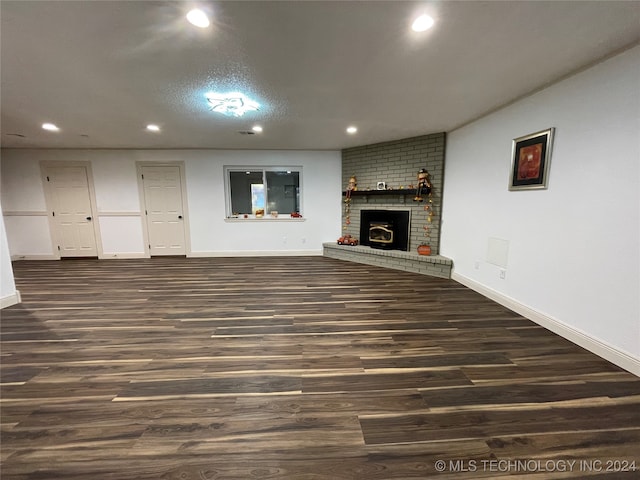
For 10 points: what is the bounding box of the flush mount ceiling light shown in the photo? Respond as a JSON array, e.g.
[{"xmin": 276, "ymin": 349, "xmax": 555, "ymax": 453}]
[
  {"xmin": 42, "ymin": 123, "xmax": 60, "ymax": 131},
  {"xmin": 146, "ymin": 124, "xmax": 161, "ymax": 132},
  {"xmin": 186, "ymin": 9, "xmax": 210, "ymax": 28},
  {"xmin": 346, "ymin": 126, "xmax": 358, "ymax": 134},
  {"xmin": 412, "ymin": 14, "xmax": 435, "ymax": 32},
  {"xmin": 206, "ymin": 92, "xmax": 260, "ymax": 117},
  {"xmin": 252, "ymin": 125, "xmax": 263, "ymax": 133}
]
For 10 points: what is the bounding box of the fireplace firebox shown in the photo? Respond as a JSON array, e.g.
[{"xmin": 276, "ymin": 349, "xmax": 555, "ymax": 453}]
[
  {"xmin": 369, "ymin": 222, "xmax": 394, "ymax": 247},
  {"xmin": 360, "ymin": 210, "xmax": 410, "ymax": 251}
]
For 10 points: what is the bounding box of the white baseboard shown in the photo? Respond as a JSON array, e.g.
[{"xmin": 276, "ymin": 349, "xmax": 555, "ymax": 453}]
[
  {"xmin": 188, "ymin": 249, "xmax": 323, "ymax": 258},
  {"xmin": 99, "ymin": 253, "xmax": 149, "ymax": 259},
  {"xmin": 12, "ymin": 253, "xmax": 149, "ymax": 260},
  {"xmin": 11, "ymin": 254, "xmax": 59, "ymax": 261},
  {"xmin": 452, "ymin": 272, "xmax": 640, "ymax": 377},
  {"xmin": 1, "ymin": 290, "xmax": 21, "ymax": 309}
]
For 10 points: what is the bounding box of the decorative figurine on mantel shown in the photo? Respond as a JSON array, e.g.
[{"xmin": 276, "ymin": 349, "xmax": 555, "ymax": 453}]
[
  {"xmin": 347, "ymin": 175, "xmax": 358, "ymax": 192},
  {"xmin": 413, "ymin": 169, "xmax": 432, "ymax": 202}
]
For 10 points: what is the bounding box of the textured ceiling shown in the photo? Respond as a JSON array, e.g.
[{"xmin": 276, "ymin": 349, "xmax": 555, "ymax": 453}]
[{"xmin": 1, "ymin": 1, "xmax": 639, "ymax": 150}]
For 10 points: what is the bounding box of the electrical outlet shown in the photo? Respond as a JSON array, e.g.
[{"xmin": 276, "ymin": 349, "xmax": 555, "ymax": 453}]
[
  {"xmin": 301, "ymin": 237, "xmax": 306, "ymax": 244},
  {"xmin": 474, "ymin": 261, "xmax": 480, "ymax": 270},
  {"xmin": 500, "ymin": 269, "xmax": 506, "ymax": 279},
  {"xmin": 283, "ymin": 236, "xmax": 287, "ymax": 244}
]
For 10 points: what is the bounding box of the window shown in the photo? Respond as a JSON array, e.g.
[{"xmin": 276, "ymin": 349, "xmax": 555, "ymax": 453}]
[{"xmin": 226, "ymin": 167, "xmax": 301, "ymax": 217}]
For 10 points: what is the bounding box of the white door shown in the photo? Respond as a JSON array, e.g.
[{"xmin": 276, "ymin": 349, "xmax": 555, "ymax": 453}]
[
  {"xmin": 141, "ymin": 166, "xmax": 186, "ymax": 255},
  {"xmin": 45, "ymin": 166, "xmax": 98, "ymax": 257}
]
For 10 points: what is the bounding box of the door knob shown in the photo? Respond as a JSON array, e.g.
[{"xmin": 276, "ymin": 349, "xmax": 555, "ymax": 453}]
[
  {"xmin": 178, "ymin": 215, "xmax": 183, "ymax": 219},
  {"xmin": 86, "ymin": 216, "xmax": 92, "ymax": 221}
]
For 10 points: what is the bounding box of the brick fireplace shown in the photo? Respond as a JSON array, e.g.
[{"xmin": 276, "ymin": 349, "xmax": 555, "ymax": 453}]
[
  {"xmin": 340, "ymin": 132, "xmax": 445, "ymax": 253},
  {"xmin": 323, "ymin": 132, "xmax": 453, "ymax": 279}
]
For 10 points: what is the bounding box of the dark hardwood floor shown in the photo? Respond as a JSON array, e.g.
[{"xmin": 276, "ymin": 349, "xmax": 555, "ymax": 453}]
[{"xmin": 1, "ymin": 256, "xmax": 639, "ymax": 479}]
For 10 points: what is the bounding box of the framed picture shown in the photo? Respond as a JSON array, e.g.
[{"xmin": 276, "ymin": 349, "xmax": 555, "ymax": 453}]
[{"xmin": 509, "ymin": 127, "xmax": 555, "ymax": 191}]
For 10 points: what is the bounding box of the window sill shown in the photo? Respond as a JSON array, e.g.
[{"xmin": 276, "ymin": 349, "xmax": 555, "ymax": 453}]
[{"xmin": 224, "ymin": 217, "xmax": 306, "ymax": 222}]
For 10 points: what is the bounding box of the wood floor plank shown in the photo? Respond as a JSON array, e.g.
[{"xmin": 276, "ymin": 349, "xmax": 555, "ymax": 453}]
[
  {"xmin": 360, "ymin": 403, "xmax": 640, "ymax": 445},
  {"xmin": 116, "ymin": 375, "xmax": 303, "ymax": 399},
  {"xmin": 302, "ymin": 370, "xmax": 473, "ymax": 393},
  {"xmin": 1, "ymin": 256, "xmax": 639, "ymax": 479},
  {"xmin": 485, "ymin": 428, "xmax": 640, "ymax": 460},
  {"xmin": 361, "ymin": 352, "xmax": 514, "ymax": 369},
  {"xmin": 420, "ymin": 380, "xmax": 640, "ymax": 408},
  {"xmin": 233, "ymin": 390, "xmax": 430, "ymax": 417}
]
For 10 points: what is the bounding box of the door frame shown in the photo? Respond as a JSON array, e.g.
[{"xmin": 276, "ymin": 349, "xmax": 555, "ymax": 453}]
[
  {"xmin": 40, "ymin": 161, "xmax": 103, "ymax": 259},
  {"xmin": 136, "ymin": 161, "xmax": 191, "ymax": 257}
]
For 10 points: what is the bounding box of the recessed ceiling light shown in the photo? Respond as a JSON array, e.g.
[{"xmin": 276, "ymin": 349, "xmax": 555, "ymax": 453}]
[
  {"xmin": 146, "ymin": 124, "xmax": 160, "ymax": 132},
  {"xmin": 186, "ymin": 9, "xmax": 210, "ymax": 28},
  {"xmin": 412, "ymin": 14, "xmax": 435, "ymax": 32},
  {"xmin": 346, "ymin": 126, "xmax": 358, "ymax": 134},
  {"xmin": 42, "ymin": 123, "xmax": 59, "ymax": 132},
  {"xmin": 252, "ymin": 125, "xmax": 263, "ymax": 133}
]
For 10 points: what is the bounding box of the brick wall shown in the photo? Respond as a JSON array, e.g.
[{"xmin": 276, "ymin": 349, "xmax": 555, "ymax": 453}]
[{"xmin": 341, "ymin": 133, "xmax": 446, "ymax": 254}]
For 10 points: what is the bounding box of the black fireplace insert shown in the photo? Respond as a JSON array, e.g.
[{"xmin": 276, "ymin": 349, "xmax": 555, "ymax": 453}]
[{"xmin": 359, "ymin": 210, "xmax": 410, "ymax": 251}]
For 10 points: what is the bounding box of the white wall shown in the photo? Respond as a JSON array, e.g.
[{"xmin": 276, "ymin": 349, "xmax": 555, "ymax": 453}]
[
  {"xmin": 441, "ymin": 46, "xmax": 640, "ymax": 375},
  {"xmin": 182, "ymin": 150, "xmax": 340, "ymax": 254},
  {"xmin": 0, "ymin": 149, "xmax": 342, "ymax": 258},
  {"xmin": 0, "ymin": 203, "xmax": 19, "ymax": 308},
  {"xmin": 0, "ymin": 153, "xmax": 54, "ymax": 258}
]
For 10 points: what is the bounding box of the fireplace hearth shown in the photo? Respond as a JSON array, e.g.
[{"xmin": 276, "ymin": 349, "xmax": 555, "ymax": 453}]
[{"xmin": 360, "ymin": 210, "xmax": 410, "ymax": 252}]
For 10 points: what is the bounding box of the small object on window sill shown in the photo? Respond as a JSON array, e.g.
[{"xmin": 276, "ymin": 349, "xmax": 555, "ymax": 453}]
[
  {"xmin": 255, "ymin": 209, "xmax": 264, "ymax": 218},
  {"xmin": 270, "ymin": 211, "xmax": 278, "ymax": 218},
  {"xmin": 290, "ymin": 212, "xmax": 302, "ymax": 218},
  {"xmin": 243, "ymin": 214, "xmax": 248, "ymax": 219}
]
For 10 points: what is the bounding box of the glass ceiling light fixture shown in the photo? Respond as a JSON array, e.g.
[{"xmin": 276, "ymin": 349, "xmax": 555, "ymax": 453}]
[
  {"xmin": 146, "ymin": 124, "xmax": 160, "ymax": 132},
  {"xmin": 186, "ymin": 9, "xmax": 210, "ymax": 28},
  {"xmin": 346, "ymin": 126, "xmax": 358, "ymax": 134},
  {"xmin": 412, "ymin": 14, "xmax": 435, "ymax": 32},
  {"xmin": 252, "ymin": 125, "xmax": 263, "ymax": 133},
  {"xmin": 205, "ymin": 92, "xmax": 260, "ymax": 117},
  {"xmin": 42, "ymin": 123, "xmax": 60, "ymax": 131}
]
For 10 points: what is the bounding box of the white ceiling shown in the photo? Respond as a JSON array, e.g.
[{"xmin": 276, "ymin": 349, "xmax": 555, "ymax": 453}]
[{"xmin": 1, "ymin": 1, "xmax": 639, "ymax": 151}]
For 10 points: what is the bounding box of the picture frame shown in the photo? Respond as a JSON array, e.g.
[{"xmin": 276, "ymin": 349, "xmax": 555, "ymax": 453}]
[{"xmin": 509, "ymin": 127, "xmax": 555, "ymax": 191}]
